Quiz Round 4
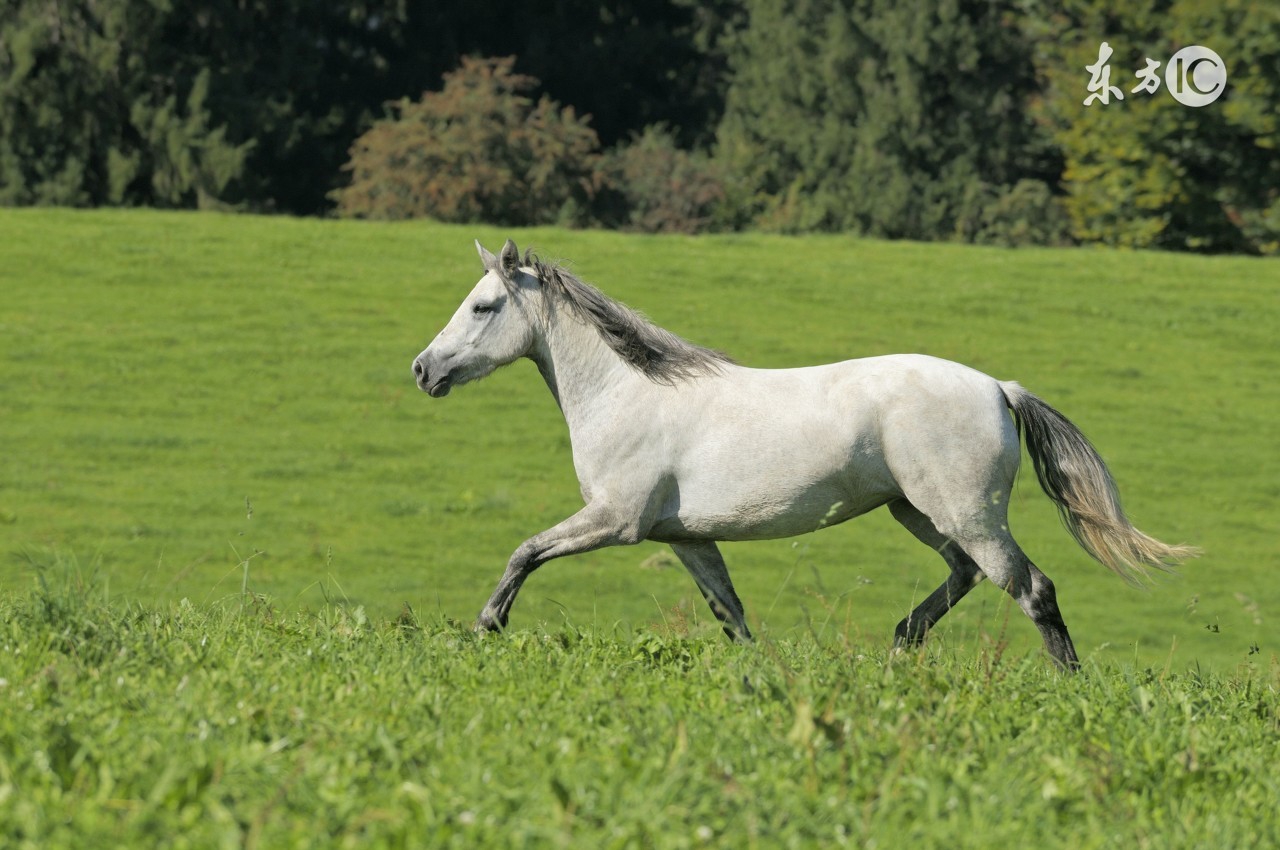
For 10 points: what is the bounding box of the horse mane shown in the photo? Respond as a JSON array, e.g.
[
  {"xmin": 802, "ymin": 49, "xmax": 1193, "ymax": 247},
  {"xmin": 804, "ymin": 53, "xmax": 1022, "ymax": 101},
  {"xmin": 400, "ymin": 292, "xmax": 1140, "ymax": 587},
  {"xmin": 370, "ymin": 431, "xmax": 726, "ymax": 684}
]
[{"xmin": 522, "ymin": 251, "xmax": 733, "ymax": 385}]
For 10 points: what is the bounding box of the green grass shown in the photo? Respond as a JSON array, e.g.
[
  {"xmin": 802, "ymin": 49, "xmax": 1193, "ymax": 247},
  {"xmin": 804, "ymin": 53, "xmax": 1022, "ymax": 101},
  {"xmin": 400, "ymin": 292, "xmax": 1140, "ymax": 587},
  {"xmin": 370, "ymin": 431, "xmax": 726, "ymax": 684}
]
[
  {"xmin": 1, "ymin": 209, "xmax": 1277, "ymax": 670},
  {"xmin": 2, "ymin": 210, "xmax": 1278, "ymax": 847},
  {"xmin": 1, "ymin": 579, "xmax": 1278, "ymax": 848}
]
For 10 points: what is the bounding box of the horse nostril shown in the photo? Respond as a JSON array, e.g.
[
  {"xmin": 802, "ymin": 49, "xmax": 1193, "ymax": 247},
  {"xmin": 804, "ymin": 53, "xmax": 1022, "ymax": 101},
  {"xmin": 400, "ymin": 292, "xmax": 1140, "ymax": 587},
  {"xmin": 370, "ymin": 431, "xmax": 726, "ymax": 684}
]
[{"xmin": 413, "ymin": 359, "xmax": 425, "ymax": 379}]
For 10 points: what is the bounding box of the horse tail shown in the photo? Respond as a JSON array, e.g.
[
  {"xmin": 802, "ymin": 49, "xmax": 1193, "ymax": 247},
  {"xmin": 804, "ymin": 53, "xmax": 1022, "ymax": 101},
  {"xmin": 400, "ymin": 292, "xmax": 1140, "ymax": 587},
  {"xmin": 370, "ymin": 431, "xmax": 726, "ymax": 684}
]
[{"xmin": 1000, "ymin": 382, "xmax": 1200, "ymax": 584}]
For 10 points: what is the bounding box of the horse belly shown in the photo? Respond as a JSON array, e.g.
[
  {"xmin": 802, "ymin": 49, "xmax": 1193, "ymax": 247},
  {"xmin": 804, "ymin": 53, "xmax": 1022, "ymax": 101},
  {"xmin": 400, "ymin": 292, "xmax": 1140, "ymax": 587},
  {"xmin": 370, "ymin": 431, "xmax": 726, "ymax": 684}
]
[
  {"xmin": 643, "ymin": 363, "xmax": 900, "ymax": 543},
  {"xmin": 649, "ymin": 436, "xmax": 897, "ymax": 543},
  {"xmin": 649, "ymin": 486, "xmax": 890, "ymax": 543}
]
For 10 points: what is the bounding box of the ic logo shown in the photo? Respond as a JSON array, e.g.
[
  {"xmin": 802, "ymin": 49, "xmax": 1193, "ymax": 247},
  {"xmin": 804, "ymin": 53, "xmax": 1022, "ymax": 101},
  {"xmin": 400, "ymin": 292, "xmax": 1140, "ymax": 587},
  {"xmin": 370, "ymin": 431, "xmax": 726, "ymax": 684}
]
[{"xmin": 1165, "ymin": 46, "xmax": 1227, "ymax": 107}]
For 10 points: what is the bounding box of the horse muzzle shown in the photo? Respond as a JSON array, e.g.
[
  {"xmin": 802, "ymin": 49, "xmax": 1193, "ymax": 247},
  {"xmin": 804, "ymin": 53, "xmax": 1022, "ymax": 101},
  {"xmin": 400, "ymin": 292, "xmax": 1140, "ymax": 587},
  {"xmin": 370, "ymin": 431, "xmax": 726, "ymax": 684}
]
[{"xmin": 412, "ymin": 356, "xmax": 453, "ymax": 398}]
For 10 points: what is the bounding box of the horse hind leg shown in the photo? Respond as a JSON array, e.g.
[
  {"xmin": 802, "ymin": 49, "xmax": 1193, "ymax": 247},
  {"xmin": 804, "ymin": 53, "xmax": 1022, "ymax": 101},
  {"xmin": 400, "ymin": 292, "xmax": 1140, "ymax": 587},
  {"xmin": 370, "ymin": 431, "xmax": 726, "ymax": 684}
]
[
  {"xmin": 956, "ymin": 534, "xmax": 1080, "ymax": 670},
  {"xmin": 670, "ymin": 541, "xmax": 752, "ymax": 642},
  {"xmin": 1022, "ymin": 562, "xmax": 1078, "ymax": 670},
  {"xmin": 888, "ymin": 499, "xmax": 985, "ymax": 648}
]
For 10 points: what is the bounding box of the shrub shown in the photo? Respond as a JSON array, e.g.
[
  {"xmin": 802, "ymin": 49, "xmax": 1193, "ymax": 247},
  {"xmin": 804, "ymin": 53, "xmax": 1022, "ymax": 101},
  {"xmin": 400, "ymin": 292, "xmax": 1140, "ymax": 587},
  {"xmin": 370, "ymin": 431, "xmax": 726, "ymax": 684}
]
[
  {"xmin": 599, "ymin": 125, "xmax": 731, "ymax": 233},
  {"xmin": 332, "ymin": 57, "xmax": 604, "ymax": 225},
  {"xmin": 954, "ymin": 180, "xmax": 1075, "ymax": 248}
]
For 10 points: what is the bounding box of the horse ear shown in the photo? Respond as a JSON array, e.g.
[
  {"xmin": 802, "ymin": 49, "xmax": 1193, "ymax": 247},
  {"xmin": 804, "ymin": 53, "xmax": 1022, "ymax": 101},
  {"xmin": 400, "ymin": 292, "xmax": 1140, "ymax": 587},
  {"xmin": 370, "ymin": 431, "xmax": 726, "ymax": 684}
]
[
  {"xmin": 500, "ymin": 239, "xmax": 520, "ymax": 276},
  {"xmin": 475, "ymin": 239, "xmax": 499, "ymax": 272}
]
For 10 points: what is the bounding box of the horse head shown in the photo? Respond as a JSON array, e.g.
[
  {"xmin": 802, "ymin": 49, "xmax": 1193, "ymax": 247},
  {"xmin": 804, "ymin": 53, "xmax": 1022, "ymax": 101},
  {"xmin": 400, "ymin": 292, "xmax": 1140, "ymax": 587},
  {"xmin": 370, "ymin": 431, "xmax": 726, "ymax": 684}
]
[{"xmin": 412, "ymin": 239, "xmax": 541, "ymax": 397}]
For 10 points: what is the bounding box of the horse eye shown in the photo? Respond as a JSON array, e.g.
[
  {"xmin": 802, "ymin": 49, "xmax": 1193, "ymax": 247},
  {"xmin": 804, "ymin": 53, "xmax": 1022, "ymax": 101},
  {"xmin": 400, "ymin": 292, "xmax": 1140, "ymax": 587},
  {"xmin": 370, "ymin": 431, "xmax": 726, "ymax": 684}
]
[{"xmin": 472, "ymin": 303, "xmax": 493, "ymax": 316}]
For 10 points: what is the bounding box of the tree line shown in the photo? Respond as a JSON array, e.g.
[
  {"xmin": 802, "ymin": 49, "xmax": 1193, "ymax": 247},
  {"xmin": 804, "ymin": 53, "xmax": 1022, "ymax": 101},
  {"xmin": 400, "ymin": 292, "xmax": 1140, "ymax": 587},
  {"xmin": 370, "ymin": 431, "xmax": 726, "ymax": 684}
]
[{"xmin": 2, "ymin": 0, "xmax": 1276, "ymax": 252}]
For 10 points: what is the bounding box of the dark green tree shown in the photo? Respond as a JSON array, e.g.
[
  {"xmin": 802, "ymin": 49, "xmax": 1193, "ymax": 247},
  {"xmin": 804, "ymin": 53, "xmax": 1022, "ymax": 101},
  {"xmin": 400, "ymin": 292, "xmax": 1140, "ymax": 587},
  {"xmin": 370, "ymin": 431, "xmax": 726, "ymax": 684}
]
[
  {"xmin": 0, "ymin": 0, "xmax": 251, "ymax": 207},
  {"xmin": 1030, "ymin": 0, "xmax": 1280, "ymax": 253},
  {"xmin": 1, "ymin": 0, "xmax": 741, "ymax": 213},
  {"xmin": 0, "ymin": 0, "xmax": 423, "ymax": 212},
  {"xmin": 143, "ymin": 1, "xmax": 434, "ymax": 213},
  {"xmin": 717, "ymin": 0, "xmax": 1064, "ymax": 241},
  {"xmin": 416, "ymin": 0, "xmax": 742, "ymax": 150}
]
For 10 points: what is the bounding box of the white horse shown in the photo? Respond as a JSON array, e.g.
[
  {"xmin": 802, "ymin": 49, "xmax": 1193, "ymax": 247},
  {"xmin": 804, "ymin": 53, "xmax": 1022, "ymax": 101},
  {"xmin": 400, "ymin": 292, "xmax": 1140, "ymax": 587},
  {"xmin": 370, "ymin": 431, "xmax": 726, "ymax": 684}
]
[{"xmin": 412, "ymin": 239, "xmax": 1198, "ymax": 668}]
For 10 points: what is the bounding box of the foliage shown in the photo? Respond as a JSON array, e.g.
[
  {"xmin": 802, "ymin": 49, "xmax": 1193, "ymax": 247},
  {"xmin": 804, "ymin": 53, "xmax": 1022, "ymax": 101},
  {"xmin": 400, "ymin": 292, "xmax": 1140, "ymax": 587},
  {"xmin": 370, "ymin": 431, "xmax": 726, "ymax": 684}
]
[
  {"xmin": 333, "ymin": 57, "xmax": 604, "ymax": 226},
  {"xmin": 1, "ymin": 210, "xmax": 1275, "ymax": 670},
  {"xmin": 2, "ymin": 578, "xmax": 1280, "ymax": 847},
  {"xmin": 0, "ymin": 0, "xmax": 735, "ymax": 215},
  {"xmin": 1030, "ymin": 0, "xmax": 1280, "ymax": 253},
  {"xmin": 1, "ymin": 0, "xmax": 1276, "ymax": 251},
  {"xmin": 717, "ymin": 0, "xmax": 1061, "ymax": 239},
  {"xmin": 0, "ymin": 0, "xmax": 458, "ymax": 213},
  {"xmin": 136, "ymin": 0, "xmax": 442, "ymax": 216},
  {"xmin": 415, "ymin": 0, "xmax": 743, "ymax": 150},
  {"xmin": 0, "ymin": 0, "xmax": 253, "ymax": 208},
  {"xmin": 953, "ymin": 179, "xmax": 1075, "ymax": 247},
  {"xmin": 598, "ymin": 125, "xmax": 733, "ymax": 233}
]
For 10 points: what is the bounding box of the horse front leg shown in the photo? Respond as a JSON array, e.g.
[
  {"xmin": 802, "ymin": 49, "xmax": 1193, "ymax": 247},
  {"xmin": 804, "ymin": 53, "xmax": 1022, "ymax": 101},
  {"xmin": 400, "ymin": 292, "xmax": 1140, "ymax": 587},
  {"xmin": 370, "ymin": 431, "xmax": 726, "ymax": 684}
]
[
  {"xmin": 475, "ymin": 502, "xmax": 641, "ymax": 633},
  {"xmin": 670, "ymin": 541, "xmax": 752, "ymax": 642}
]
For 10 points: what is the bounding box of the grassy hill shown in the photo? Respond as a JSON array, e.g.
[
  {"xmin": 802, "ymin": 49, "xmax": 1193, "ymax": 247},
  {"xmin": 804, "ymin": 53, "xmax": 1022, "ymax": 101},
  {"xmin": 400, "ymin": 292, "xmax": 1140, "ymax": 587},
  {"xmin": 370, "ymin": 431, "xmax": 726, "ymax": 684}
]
[{"xmin": 1, "ymin": 209, "xmax": 1276, "ymax": 669}]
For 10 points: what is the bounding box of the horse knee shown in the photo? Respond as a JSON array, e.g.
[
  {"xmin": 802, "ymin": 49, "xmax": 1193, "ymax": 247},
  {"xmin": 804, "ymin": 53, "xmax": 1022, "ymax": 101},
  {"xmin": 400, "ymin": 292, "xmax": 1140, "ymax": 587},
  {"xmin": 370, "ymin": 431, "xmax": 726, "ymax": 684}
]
[{"xmin": 508, "ymin": 539, "xmax": 543, "ymax": 575}]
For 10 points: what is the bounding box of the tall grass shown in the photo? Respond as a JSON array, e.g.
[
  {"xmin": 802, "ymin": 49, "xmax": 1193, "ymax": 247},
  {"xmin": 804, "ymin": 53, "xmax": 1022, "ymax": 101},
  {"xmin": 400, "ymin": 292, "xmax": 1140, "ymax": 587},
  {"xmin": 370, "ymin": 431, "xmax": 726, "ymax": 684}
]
[{"xmin": 1, "ymin": 577, "xmax": 1278, "ymax": 848}]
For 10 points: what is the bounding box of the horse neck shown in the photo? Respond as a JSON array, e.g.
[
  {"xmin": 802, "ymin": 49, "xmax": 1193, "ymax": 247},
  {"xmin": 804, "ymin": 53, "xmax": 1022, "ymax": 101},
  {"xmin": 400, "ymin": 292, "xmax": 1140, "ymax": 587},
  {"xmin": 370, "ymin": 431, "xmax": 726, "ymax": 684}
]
[{"xmin": 530, "ymin": 305, "xmax": 642, "ymax": 433}]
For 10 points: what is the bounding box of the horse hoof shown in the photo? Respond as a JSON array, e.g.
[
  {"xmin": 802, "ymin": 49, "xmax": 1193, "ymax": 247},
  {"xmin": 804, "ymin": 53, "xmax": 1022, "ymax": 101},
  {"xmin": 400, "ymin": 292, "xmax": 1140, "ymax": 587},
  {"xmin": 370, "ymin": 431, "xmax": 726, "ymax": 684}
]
[{"xmin": 474, "ymin": 612, "xmax": 504, "ymax": 633}]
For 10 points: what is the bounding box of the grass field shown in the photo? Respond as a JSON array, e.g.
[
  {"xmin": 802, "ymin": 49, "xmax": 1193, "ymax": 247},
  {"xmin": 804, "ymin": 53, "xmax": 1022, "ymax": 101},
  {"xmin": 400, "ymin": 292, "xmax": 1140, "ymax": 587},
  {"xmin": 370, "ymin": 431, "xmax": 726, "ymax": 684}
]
[
  {"xmin": 2, "ymin": 209, "xmax": 1278, "ymax": 847},
  {"xmin": 2, "ymin": 579, "xmax": 1279, "ymax": 849},
  {"xmin": 1, "ymin": 209, "xmax": 1277, "ymax": 670}
]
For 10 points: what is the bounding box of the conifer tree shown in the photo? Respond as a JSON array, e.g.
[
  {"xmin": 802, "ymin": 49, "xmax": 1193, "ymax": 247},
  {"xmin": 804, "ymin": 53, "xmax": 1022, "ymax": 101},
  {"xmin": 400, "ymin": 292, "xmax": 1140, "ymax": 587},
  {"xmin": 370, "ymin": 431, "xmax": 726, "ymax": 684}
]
[
  {"xmin": 1030, "ymin": 0, "xmax": 1280, "ymax": 253},
  {"xmin": 718, "ymin": 0, "xmax": 1062, "ymax": 241}
]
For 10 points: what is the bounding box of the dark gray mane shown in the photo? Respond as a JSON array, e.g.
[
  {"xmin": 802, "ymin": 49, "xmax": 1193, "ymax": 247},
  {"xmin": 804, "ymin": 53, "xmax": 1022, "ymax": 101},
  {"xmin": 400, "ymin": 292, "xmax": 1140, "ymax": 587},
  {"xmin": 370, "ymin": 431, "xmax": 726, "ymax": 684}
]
[{"xmin": 523, "ymin": 251, "xmax": 733, "ymax": 385}]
